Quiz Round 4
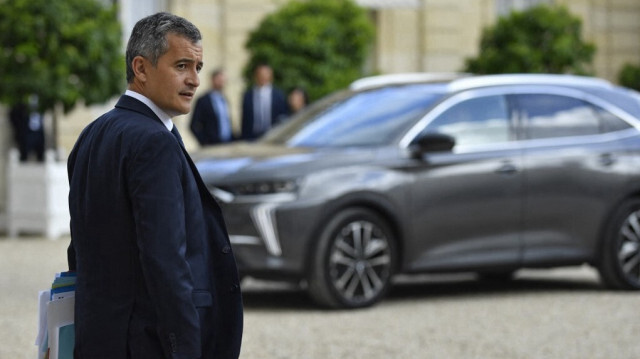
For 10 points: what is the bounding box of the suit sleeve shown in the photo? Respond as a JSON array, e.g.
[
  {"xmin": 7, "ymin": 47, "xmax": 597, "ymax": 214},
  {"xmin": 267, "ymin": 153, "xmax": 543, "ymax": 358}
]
[{"xmin": 127, "ymin": 131, "xmax": 200, "ymax": 359}]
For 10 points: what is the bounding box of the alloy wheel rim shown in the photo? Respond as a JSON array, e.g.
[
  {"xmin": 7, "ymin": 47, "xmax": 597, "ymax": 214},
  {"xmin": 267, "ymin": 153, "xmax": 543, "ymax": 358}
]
[
  {"xmin": 618, "ymin": 210, "xmax": 640, "ymax": 284},
  {"xmin": 328, "ymin": 220, "xmax": 392, "ymax": 304}
]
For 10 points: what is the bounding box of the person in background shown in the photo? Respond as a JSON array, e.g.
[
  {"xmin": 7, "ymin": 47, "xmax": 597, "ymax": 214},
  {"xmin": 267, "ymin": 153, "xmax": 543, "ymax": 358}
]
[
  {"xmin": 9, "ymin": 94, "xmax": 45, "ymax": 162},
  {"xmin": 67, "ymin": 12, "xmax": 243, "ymax": 359},
  {"xmin": 287, "ymin": 87, "xmax": 309, "ymax": 114},
  {"xmin": 190, "ymin": 68, "xmax": 234, "ymax": 145},
  {"xmin": 241, "ymin": 63, "xmax": 288, "ymax": 140}
]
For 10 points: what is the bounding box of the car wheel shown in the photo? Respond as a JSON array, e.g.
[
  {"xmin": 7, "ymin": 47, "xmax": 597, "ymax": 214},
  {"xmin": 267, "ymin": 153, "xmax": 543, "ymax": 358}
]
[
  {"xmin": 308, "ymin": 207, "xmax": 397, "ymax": 309},
  {"xmin": 599, "ymin": 199, "xmax": 640, "ymax": 290}
]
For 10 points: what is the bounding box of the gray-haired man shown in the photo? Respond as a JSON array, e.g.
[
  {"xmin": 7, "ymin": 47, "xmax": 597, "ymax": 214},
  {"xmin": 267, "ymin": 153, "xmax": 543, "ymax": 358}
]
[{"xmin": 67, "ymin": 12, "xmax": 243, "ymax": 359}]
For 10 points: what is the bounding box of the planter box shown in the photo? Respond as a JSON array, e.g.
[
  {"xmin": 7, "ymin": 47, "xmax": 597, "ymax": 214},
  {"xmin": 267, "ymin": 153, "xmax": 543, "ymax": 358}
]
[{"xmin": 7, "ymin": 149, "xmax": 70, "ymax": 239}]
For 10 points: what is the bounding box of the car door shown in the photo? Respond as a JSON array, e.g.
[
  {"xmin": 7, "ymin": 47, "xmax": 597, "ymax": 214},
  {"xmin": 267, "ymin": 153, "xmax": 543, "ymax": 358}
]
[
  {"xmin": 513, "ymin": 89, "xmax": 633, "ymax": 265},
  {"xmin": 403, "ymin": 91, "xmax": 524, "ymax": 272}
]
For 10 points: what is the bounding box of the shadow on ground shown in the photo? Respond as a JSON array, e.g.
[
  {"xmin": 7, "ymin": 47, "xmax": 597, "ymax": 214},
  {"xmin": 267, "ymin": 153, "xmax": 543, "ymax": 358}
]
[
  {"xmin": 387, "ymin": 273, "xmax": 603, "ymax": 301},
  {"xmin": 240, "ymin": 270, "xmax": 604, "ymax": 310}
]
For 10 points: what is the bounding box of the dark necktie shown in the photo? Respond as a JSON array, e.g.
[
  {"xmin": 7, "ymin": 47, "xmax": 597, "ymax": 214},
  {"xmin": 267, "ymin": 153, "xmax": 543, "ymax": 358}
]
[{"xmin": 171, "ymin": 126, "xmax": 185, "ymax": 148}]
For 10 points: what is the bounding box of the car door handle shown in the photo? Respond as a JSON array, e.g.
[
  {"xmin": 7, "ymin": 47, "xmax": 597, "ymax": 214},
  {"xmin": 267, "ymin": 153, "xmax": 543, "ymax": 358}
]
[
  {"xmin": 599, "ymin": 153, "xmax": 616, "ymax": 166},
  {"xmin": 495, "ymin": 162, "xmax": 518, "ymax": 175}
]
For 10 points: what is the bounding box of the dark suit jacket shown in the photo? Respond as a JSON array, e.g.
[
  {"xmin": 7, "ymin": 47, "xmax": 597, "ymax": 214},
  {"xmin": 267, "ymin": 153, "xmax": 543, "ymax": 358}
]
[
  {"xmin": 190, "ymin": 91, "xmax": 232, "ymax": 145},
  {"xmin": 67, "ymin": 95, "xmax": 243, "ymax": 359},
  {"xmin": 241, "ymin": 86, "xmax": 288, "ymax": 140}
]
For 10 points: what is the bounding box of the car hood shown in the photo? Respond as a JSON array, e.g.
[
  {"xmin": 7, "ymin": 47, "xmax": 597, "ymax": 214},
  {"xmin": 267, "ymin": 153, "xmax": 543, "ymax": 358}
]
[{"xmin": 192, "ymin": 142, "xmax": 380, "ymax": 182}]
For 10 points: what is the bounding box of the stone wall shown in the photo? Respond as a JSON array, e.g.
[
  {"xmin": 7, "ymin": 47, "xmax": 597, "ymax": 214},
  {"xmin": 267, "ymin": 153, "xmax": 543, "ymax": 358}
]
[{"xmin": 567, "ymin": 0, "xmax": 640, "ymax": 80}]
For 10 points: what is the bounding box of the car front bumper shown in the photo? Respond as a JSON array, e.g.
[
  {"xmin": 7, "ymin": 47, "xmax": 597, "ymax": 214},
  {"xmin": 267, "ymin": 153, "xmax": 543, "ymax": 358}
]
[{"xmin": 220, "ymin": 196, "xmax": 324, "ymax": 280}]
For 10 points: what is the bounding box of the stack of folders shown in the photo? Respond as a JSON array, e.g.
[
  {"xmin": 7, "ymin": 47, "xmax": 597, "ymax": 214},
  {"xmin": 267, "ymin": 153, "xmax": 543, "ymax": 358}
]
[{"xmin": 36, "ymin": 271, "xmax": 76, "ymax": 359}]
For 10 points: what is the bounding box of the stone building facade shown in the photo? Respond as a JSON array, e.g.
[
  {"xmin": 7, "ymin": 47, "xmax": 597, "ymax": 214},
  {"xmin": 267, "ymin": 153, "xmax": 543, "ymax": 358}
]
[
  {"xmin": 55, "ymin": 0, "xmax": 640, "ymax": 153},
  {"xmin": 1, "ymin": 0, "xmax": 639, "ymax": 224}
]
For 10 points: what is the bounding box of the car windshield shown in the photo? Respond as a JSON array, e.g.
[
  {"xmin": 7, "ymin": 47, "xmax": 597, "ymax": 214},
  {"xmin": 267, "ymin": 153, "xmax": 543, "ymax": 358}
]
[{"xmin": 261, "ymin": 83, "xmax": 447, "ymax": 147}]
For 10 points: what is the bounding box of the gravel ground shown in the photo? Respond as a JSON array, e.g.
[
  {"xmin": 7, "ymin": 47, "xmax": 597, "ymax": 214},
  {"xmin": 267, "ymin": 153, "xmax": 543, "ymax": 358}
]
[{"xmin": 2, "ymin": 236, "xmax": 639, "ymax": 359}]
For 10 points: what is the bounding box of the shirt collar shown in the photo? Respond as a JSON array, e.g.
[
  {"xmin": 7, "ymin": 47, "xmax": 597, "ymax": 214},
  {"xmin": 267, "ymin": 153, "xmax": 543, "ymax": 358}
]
[
  {"xmin": 125, "ymin": 90, "xmax": 174, "ymax": 131},
  {"xmin": 209, "ymin": 90, "xmax": 223, "ymax": 100},
  {"xmin": 255, "ymin": 84, "xmax": 272, "ymax": 92}
]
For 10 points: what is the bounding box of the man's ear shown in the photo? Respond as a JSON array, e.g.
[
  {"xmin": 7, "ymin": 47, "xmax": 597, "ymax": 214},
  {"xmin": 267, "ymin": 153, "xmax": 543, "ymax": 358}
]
[{"xmin": 131, "ymin": 56, "xmax": 148, "ymax": 82}]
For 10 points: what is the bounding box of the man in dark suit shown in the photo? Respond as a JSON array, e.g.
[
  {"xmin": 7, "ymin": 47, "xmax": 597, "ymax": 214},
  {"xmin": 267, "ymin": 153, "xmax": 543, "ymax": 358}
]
[
  {"xmin": 8, "ymin": 95, "xmax": 45, "ymax": 162},
  {"xmin": 241, "ymin": 64, "xmax": 289, "ymax": 140},
  {"xmin": 189, "ymin": 68, "xmax": 233, "ymax": 145},
  {"xmin": 67, "ymin": 12, "xmax": 242, "ymax": 359}
]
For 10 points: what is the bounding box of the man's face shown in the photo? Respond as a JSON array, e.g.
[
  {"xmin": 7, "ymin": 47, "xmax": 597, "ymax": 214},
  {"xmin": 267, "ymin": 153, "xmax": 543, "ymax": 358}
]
[
  {"xmin": 254, "ymin": 66, "xmax": 273, "ymax": 87},
  {"xmin": 144, "ymin": 33, "xmax": 203, "ymax": 116},
  {"xmin": 212, "ymin": 72, "xmax": 225, "ymax": 90}
]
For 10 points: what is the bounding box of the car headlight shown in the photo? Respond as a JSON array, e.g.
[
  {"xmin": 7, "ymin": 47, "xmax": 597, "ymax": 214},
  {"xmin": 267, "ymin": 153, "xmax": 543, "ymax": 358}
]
[
  {"xmin": 234, "ymin": 180, "xmax": 299, "ymax": 196},
  {"xmin": 212, "ymin": 179, "xmax": 301, "ymax": 203}
]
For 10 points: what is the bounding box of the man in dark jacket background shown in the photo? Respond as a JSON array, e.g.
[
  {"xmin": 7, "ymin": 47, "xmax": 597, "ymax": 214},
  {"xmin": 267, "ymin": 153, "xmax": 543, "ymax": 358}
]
[
  {"xmin": 67, "ymin": 12, "xmax": 243, "ymax": 359},
  {"xmin": 9, "ymin": 95, "xmax": 45, "ymax": 162},
  {"xmin": 240, "ymin": 64, "xmax": 288, "ymax": 140},
  {"xmin": 189, "ymin": 68, "xmax": 234, "ymax": 146}
]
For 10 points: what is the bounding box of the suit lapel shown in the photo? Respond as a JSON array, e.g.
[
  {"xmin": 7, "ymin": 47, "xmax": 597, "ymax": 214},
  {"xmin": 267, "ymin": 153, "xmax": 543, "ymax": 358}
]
[
  {"xmin": 177, "ymin": 138, "xmax": 228, "ymax": 221},
  {"xmin": 117, "ymin": 95, "xmax": 226, "ymax": 219},
  {"xmin": 171, "ymin": 125, "xmax": 226, "ymax": 220}
]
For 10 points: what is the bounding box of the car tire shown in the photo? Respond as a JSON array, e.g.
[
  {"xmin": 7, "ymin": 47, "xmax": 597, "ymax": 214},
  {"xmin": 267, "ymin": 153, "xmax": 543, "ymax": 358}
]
[
  {"xmin": 308, "ymin": 207, "xmax": 397, "ymax": 309},
  {"xmin": 598, "ymin": 199, "xmax": 640, "ymax": 290}
]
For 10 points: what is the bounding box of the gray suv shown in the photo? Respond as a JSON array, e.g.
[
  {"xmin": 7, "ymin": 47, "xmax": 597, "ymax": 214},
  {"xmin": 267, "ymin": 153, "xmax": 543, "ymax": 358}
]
[{"xmin": 194, "ymin": 73, "xmax": 640, "ymax": 308}]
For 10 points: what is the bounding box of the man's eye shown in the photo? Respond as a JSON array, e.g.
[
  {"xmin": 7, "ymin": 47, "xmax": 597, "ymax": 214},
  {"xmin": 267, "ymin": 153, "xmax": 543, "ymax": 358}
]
[
  {"xmin": 196, "ymin": 66, "xmax": 202, "ymax": 73},
  {"xmin": 177, "ymin": 64, "xmax": 186, "ymax": 69}
]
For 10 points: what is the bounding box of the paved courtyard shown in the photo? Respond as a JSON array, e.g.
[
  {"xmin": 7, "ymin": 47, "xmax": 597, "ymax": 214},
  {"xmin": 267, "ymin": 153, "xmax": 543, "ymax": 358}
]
[{"xmin": 2, "ymin": 236, "xmax": 640, "ymax": 359}]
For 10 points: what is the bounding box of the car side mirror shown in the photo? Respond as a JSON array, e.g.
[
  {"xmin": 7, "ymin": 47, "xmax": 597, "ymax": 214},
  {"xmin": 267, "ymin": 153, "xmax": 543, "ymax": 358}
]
[{"xmin": 410, "ymin": 133, "xmax": 456, "ymax": 156}]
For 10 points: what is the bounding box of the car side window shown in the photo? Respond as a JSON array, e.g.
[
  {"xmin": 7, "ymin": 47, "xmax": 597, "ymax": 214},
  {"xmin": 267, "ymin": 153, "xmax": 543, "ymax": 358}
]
[
  {"xmin": 515, "ymin": 94, "xmax": 626, "ymax": 139},
  {"xmin": 422, "ymin": 95, "xmax": 511, "ymax": 147},
  {"xmin": 597, "ymin": 106, "xmax": 632, "ymax": 133}
]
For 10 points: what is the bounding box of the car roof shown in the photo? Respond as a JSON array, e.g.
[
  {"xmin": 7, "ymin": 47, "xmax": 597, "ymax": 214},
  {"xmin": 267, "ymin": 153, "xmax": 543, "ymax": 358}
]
[
  {"xmin": 349, "ymin": 72, "xmax": 468, "ymax": 91},
  {"xmin": 348, "ymin": 73, "xmax": 640, "ymax": 120},
  {"xmin": 350, "ymin": 72, "xmax": 616, "ymax": 93},
  {"xmin": 448, "ymin": 73, "xmax": 615, "ymax": 92}
]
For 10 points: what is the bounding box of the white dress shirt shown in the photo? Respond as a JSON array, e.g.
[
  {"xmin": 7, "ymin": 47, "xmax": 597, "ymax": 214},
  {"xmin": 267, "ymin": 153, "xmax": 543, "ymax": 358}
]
[
  {"xmin": 253, "ymin": 85, "xmax": 272, "ymax": 133},
  {"xmin": 125, "ymin": 90, "xmax": 174, "ymax": 131}
]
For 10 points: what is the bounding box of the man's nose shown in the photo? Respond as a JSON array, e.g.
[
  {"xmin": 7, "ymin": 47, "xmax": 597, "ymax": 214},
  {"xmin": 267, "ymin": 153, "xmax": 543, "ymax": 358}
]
[{"xmin": 187, "ymin": 69, "xmax": 200, "ymax": 88}]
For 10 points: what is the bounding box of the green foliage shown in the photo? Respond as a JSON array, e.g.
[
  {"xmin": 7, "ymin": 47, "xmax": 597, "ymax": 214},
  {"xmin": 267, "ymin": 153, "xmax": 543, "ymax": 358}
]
[
  {"xmin": 0, "ymin": 0, "xmax": 124, "ymax": 113},
  {"xmin": 619, "ymin": 63, "xmax": 640, "ymax": 91},
  {"xmin": 244, "ymin": 0, "xmax": 375, "ymax": 101},
  {"xmin": 464, "ymin": 5, "xmax": 595, "ymax": 75}
]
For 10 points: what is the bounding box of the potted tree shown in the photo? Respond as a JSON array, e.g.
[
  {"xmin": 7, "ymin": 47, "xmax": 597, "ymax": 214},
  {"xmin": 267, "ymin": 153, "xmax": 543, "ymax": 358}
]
[{"xmin": 0, "ymin": 0, "xmax": 123, "ymax": 238}]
